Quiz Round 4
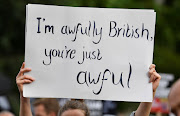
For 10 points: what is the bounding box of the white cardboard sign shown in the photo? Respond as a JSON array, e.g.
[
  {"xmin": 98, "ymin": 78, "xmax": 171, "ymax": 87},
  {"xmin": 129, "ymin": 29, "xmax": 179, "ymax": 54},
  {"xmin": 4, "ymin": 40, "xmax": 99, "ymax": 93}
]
[{"xmin": 24, "ymin": 4, "xmax": 156, "ymax": 102}]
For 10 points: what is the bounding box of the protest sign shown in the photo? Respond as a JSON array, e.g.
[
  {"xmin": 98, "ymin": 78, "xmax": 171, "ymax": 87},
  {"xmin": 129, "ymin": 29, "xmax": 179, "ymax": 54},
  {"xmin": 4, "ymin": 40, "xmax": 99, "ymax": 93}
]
[{"xmin": 24, "ymin": 4, "xmax": 156, "ymax": 102}]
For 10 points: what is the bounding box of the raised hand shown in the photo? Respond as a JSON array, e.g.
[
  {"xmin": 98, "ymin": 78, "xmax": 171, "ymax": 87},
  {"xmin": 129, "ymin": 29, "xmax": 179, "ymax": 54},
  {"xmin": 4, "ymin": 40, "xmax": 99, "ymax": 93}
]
[
  {"xmin": 16, "ymin": 62, "xmax": 34, "ymax": 96},
  {"xmin": 149, "ymin": 64, "xmax": 161, "ymax": 93}
]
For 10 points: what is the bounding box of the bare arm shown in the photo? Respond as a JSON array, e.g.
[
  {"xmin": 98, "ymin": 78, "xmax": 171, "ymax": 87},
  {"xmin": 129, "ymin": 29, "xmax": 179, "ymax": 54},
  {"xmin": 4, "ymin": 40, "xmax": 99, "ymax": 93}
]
[
  {"xmin": 135, "ymin": 64, "xmax": 161, "ymax": 116},
  {"xmin": 16, "ymin": 62, "xmax": 34, "ymax": 116},
  {"xmin": 20, "ymin": 96, "xmax": 32, "ymax": 116}
]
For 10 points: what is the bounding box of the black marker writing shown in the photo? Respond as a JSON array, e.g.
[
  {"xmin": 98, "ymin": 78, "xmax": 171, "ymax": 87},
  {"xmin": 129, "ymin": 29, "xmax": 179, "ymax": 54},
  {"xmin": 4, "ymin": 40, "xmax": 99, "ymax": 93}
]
[
  {"xmin": 78, "ymin": 47, "xmax": 102, "ymax": 64},
  {"xmin": 77, "ymin": 63, "xmax": 132, "ymax": 95},
  {"xmin": 109, "ymin": 21, "xmax": 152, "ymax": 40},
  {"xmin": 37, "ymin": 17, "xmax": 54, "ymax": 34},
  {"xmin": 43, "ymin": 46, "xmax": 76, "ymax": 65},
  {"xmin": 61, "ymin": 21, "xmax": 102, "ymax": 44}
]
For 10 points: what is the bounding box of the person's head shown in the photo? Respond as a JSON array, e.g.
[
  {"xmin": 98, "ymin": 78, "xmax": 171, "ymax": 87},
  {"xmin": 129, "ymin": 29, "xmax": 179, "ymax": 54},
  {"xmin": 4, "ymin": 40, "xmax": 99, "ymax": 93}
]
[
  {"xmin": 0, "ymin": 111, "xmax": 14, "ymax": 116},
  {"xmin": 168, "ymin": 79, "xmax": 180, "ymax": 116},
  {"xmin": 58, "ymin": 100, "xmax": 89, "ymax": 116},
  {"xmin": 33, "ymin": 98, "xmax": 60, "ymax": 116}
]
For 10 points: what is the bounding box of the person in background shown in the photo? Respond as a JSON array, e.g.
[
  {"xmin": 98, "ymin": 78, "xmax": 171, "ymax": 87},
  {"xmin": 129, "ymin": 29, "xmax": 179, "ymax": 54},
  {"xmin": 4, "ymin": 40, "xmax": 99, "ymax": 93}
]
[
  {"xmin": 168, "ymin": 79, "xmax": 180, "ymax": 116},
  {"xmin": 58, "ymin": 100, "xmax": 89, "ymax": 116},
  {"xmin": 16, "ymin": 62, "xmax": 161, "ymax": 116},
  {"xmin": 0, "ymin": 111, "xmax": 14, "ymax": 116},
  {"xmin": 33, "ymin": 98, "xmax": 60, "ymax": 116}
]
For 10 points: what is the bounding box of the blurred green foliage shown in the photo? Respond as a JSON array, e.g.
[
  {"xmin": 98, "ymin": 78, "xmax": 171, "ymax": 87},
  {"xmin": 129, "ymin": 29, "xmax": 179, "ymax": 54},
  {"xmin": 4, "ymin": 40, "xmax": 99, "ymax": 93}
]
[{"xmin": 0, "ymin": 0, "xmax": 179, "ymax": 115}]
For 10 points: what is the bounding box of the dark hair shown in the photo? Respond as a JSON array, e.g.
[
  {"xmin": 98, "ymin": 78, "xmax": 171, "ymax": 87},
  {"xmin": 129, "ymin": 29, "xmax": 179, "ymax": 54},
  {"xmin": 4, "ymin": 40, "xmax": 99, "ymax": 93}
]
[
  {"xmin": 33, "ymin": 98, "xmax": 60, "ymax": 115},
  {"xmin": 58, "ymin": 100, "xmax": 90, "ymax": 116}
]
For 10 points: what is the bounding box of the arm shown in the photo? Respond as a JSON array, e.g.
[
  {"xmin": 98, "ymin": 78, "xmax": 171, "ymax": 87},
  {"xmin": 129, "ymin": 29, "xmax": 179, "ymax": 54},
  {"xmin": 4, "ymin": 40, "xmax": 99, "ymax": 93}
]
[
  {"xmin": 16, "ymin": 62, "xmax": 35, "ymax": 116},
  {"xmin": 134, "ymin": 64, "xmax": 161, "ymax": 116}
]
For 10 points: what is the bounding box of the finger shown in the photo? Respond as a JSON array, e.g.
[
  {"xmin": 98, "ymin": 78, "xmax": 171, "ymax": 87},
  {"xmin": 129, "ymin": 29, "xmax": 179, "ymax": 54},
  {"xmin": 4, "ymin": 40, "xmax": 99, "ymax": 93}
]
[
  {"xmin": 149, "ymin": 68, "xmax": 155, "ymax": 77},
  {"xmin": 149, "ymin": 64, "xmax": 155, "ymax": 70},
  {"xmin": 152, "ymin": 73, "xmax": 161, "ymax": 92},
  {"xmin": 18, "ymin": 75, "xmax": 35, "ymax": 81},
  {"xmin": 17, "ymin": 68, "xmax": 31, "ymax": 79},
  {"xmin": 150, "ymin": 72, "xmax": 161, "ymax": 83},
  {"xmin": 21, "ymin": 62, "xmax": 25, "ymax": 69},
  {"xmin": 17, "ymin": 79, "xmax": 33, "ymax": 84},
  {"xmin": 20, "ymin": 68, "xmax": 31, "ymax": 74},
  {"xmin": 17, "ymin": 62, "xmax": 26, "ymax": 77},
  {"xmin": 153, "ymin": 74, "xmax": 157, "ymax": 82},
  {"xmin": 150, "ymin": 72, "xmax": 161, "ymax": 88},
  {"xmin": 153, "ymin": 72, "xmax": 161, "ymax": 81},
  {"xmin": 149, "ymin": 73, "xmax": 155, "ymax": 83}
]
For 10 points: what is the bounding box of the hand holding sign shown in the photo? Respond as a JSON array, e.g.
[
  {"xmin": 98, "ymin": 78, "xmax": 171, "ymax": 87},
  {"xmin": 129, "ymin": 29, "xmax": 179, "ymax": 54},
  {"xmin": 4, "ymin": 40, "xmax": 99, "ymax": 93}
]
[
  {"xmin": 16, "ymin": 62, "xmax": 34, "ymax": 96},
  {"xmin": 149, "ymin": 64, "xmax": 161, "ymax": 94}
]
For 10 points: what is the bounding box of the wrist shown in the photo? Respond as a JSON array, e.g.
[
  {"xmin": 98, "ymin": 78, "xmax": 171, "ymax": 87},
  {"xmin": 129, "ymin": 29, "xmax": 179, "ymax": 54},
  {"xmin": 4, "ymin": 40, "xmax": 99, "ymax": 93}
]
[
  {"xmin": 20, "ymin": 94, "xmax": 30, "ymax": 102},
  {"xmin": 153, "ymin": 91, "xmax": 156, "ymax": 99}
]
